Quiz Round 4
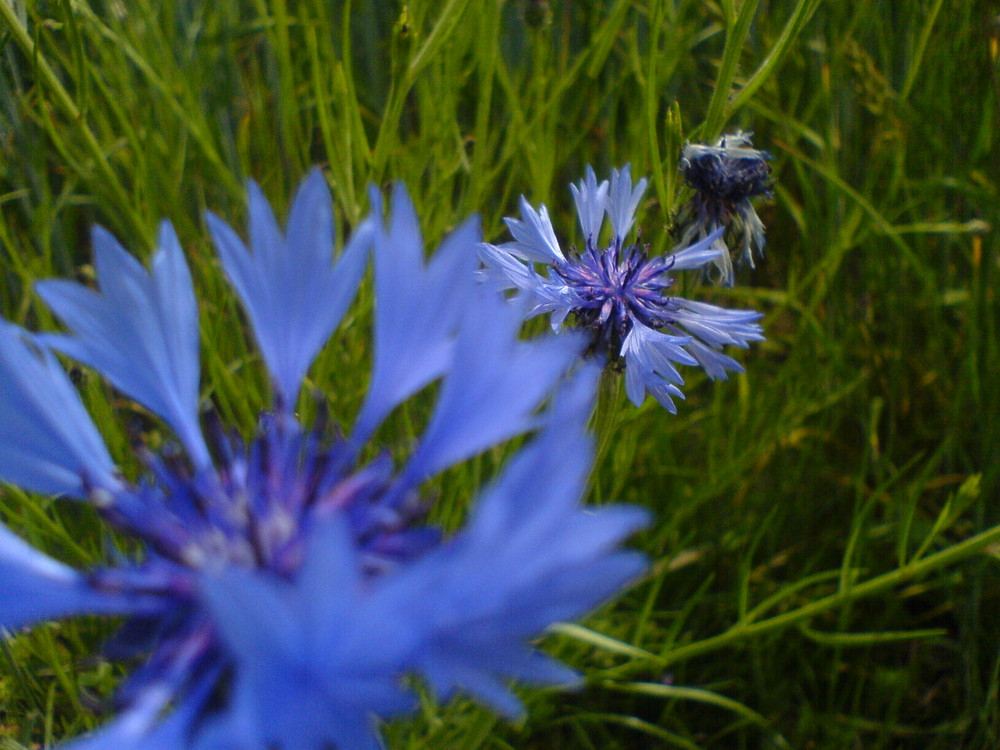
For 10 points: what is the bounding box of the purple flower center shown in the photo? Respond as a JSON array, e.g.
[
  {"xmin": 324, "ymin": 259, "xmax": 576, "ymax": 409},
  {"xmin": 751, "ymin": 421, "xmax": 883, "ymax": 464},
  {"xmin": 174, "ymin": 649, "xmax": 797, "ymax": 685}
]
[
  {"xmin": 555, "ymin": 236, "xmax": 676, "ymax": 356},
  {"xmin": 87, "ymin": 413, "xmax": 436, "ymax": 720}
]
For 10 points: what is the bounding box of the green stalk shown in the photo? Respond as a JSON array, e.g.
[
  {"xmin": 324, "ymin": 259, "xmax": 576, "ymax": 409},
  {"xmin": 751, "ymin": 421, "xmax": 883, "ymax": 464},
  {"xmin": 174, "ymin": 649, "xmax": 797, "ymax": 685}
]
[
  {"xmin": 656, "ymin": 520, "xmax": 1000, "ymax": 667},
  {"xmin": 701, "ymin": 0, "xmax": 760, "ymax": 141},
  {"xmin": 67, "ymin": 0, "xmax": 242, "ymax": 198},
  {"xmin": 370, "ymin": 0, "xmax": 472, "ymax": 179},
  {"xmin": 725, "ymin": 0, "xmax": 823, "ymax": 118},
  {"xmin": 899, "ymin": 0, "xmax": 944, "ymax": 102},
  {"xmin": 0, "ymin": 0, "xmax": 146, "ymax": 237},
  {"xmin": 590, "ymin": 367, "xmax": 623, "ymax": 475}
]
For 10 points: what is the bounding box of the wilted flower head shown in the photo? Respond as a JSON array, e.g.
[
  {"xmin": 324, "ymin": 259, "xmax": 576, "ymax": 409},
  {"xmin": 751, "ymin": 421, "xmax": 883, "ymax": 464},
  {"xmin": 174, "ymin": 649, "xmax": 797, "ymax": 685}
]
[
  {"xmin": 478, "ymin": 165, "xmax": 764, "ymax": 413},
  {"xmin": 0, "ymin": 171, "xmax": 648, "ymax": 749},
  {"xmin": 678, "ymin": 131, "xmax": 774, "ymax": 284}
]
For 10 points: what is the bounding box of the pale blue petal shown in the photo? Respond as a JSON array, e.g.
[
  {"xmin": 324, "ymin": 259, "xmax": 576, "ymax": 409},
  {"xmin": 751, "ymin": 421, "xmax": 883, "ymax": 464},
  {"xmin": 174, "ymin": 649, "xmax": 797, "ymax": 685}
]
[
  {"xmin": 499, "ymin": 196, "xmax": 565, "ymax": 264},
  {"xmin": 665, "ymin": 225, "xmax": 727, "ymax": 270},
  {"xmin": 36, "ymin": 223, "xmax": 209, "ymax": 468},
  {"xmin": 352, "ymin": 183, "xmax": 480, "ymax": 446},
  {"xmin": 208, "ymin": 169, "xmax": 371, "ymax": 407},
  {"xmin": 680, "ymin": 222, "xmax": 736, "ymax": 286},
  {"xmin": 606, "ymin": 164, "xmax": 648, "ymax": 242},
  {"xmin": 527, "ymin": 279, "xmax": 582, "ymax": 326},
  {"xmin": 647, "ymin": 379, "xmax": 685, "ymax": 412},
  {"xmin": 622, "ymin": 319, "xmax": 697, "ymax": 371},
  {"xmin": 738, "ymin": 201, "xmax": 767, "ymax": 266},
  {"xmin": 669, "ymin": 299, "xmax": 765, "ymax": 350},
  {"xmin": 569, "ymin": 165, "xmax": 609, "ymax": 243},
  {"xmin": 477, "ymin": 242, "xmax": 545, "ymax": 295},
  {"xmin": 685, "ymin": 340, "xmax": 745, "ymax": 380},
  {"xmin": 477, "ymin": 244, "xmax": 581, "ymax": 327},
  {"xmin": 0, "ymin": 322, "xmax": 117, "ymax": 497},
  {"xmin": 622, "ymin": 350, "xmax": 644, "ymax": 406},
  {"xmin": 621, "ymin": 320, "xmax": 698, "ymax": 410},
  {"xmin": 681, "ymin": 130, "xmax": 762, "ymax": 162}
]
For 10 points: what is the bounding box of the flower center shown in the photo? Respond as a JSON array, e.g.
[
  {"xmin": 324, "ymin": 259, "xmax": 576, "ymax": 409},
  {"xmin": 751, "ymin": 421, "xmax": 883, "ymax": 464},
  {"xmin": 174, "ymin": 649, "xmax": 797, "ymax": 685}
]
[
  {"xmin": 682, "ymin": 152, "xmax": 773, "ymax": 205},
  {"xmin": 555, "ymin": 238, "xmax": 676, "ymax": 358},
  {"xmin": 87, "ymin": 413, "xmax": 439, "ymax": 726}
]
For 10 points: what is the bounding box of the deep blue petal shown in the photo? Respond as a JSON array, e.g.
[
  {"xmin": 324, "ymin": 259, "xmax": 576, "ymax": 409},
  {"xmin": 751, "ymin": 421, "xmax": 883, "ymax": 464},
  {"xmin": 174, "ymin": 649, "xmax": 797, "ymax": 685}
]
[
  {"xmin": 0, "ymin": 322, "xmax": 118, "ymax": 497},
  {"xmin": 208, "ymin": 169, "xmax": 371, "ymax": 407},
  {"xmin": 352, "ymin": 183, "xmax": 480, "ymax": 446},
  {"xmin": 36, "ymin": 223, "xmax": 209, "ymax": 467},
  {"xmin": 398, "ymin": 290, "xmax": 583, "ymax": 487},
  {"xmin": 0, "ymin": 523, "xmax": 143, "ymax": 632}
]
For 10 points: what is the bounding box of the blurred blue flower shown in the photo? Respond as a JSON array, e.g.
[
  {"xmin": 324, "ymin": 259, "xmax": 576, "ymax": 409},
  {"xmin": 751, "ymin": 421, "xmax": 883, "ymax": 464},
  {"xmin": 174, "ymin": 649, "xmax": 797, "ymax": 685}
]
[
  {"xmin": 0, "ymin": 171, "xmax": 648, "ymax": 749},
  {"xmin": 478, "ymin": 165, "xmax": 765, "ymax": 413},
  {"xmin": 677, "ymin": 131, "xmax": 774, "ymax": 284}
]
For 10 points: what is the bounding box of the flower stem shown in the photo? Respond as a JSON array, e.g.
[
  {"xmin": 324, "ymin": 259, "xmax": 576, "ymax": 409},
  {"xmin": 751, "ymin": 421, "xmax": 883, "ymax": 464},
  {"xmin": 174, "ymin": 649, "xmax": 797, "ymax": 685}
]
[
  {"xmin": 598, "ymin": 520, "xmax": 1000, "ymax": 675},
  {"xmin": 0, "ymin": 3, "xmax": 153, "ymax": 239},
  {"xmin": 589, "ymin": 367, "xmax": 623, "ymax": 473}
]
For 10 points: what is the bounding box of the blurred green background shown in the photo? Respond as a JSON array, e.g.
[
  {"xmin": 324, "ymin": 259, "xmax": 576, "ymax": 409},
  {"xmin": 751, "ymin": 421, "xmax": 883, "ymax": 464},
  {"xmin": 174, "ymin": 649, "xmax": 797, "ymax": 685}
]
[{"xmin": 1, "ymin": 1, "xmax": 998, "ymax": 748}]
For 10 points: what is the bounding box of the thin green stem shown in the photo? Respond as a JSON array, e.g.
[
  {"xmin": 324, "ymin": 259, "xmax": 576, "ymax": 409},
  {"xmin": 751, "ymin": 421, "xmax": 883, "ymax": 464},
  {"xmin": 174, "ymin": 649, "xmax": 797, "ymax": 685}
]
[
  {"xmin": 900, "ymin": 0, "xmax": 944, "ymax": 102},
  {"xmin": 725, "ymin": 0, "xmax": 822, "ymax": 118},
  {"xmin": 701, "ymin": 0, "xmax": 760, "ymax": 141},
  {"xmin": 657, "ymin": 521, "xmax": 1000, "ymax": 667},
  {"xmin": 0, "ymin": 0, "xmax": 147, "ymax": 237},
  {"xmin": 590, "ymin": 367, "xmax": 624, "ymax": 473}
]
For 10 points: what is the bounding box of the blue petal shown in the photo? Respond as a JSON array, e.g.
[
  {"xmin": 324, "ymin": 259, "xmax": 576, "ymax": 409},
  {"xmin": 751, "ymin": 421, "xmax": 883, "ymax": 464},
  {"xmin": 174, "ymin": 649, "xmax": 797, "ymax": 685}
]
[
  {"xmin": 61, "ymin": 666, "xmax": 220, "ymax": 750},
  {"xmin": 621, "ymin": 321, "xmax": 698, "ymax": 410},
  {"xmin": 382, "ymin": 366, "xmax": 648, "ymax": 715},
  {"xmin": 622, "ymin": 318, "xmax": 696, "ymax": 372},
  {"xmin": 606, "ymin": 165, "xmax": 648, "ymax": 243},
  {"xmin": 0, "ymin": 523, "xmax": 140, "ymax": 632},
  {"xmin": 477, "ymin": 244, "xmax": 582, "ymax": 328},
  {"xmin": 569, "ymin": 165, "xmax": 609, "ymax": 244},
  {"xmin": 37, "ymin": 223, "xmax": 210, "ymax": 468},
  {"xmin": 499, "ymin": 196, "xmax": 565, "ymax": 264},
  {"xmin": 201, "ymin": 568, "xmax": 303, "ymax": 665},
  {"xmin": 680, "ymin": 222, "xmax": 736, "ymax": 286},
  {"xmin": 352, "ymin": 183, "xmax": 480, "ymax": 446},
  {"xmin": 0, "ymin": 322, "xmax": 117, "ymax": 497},
  {"xmin": 207, "ymin": 169, "xmax": 371, "ymax": 407},
  {"xmin": 670, "ymin": 299, "xmax": 765, "ymax": 351},
  {"xmin": 685, "ymin": 340, "xmax": 745, "ymax": 380},
  {"xmin": 477, "ymin": 242, "xmax": 545, "ymax": 294},
  {"xmin": 398, "ymin": 290, "xmax": 583, "ymax": 487},
  {"xmin": 201, "ymin": 519, "xmax": 414, "ymax": 750},
  {"xmin": 528, "ymin": 279, "xmax": 582, "ymax": 329},
  {"xmin": 424, "ymin": 659, "xmax": 528, "ymax": 718},
  {"xmin": 665, "ymin": 225, "xmax": 727, "ymax": 271}
]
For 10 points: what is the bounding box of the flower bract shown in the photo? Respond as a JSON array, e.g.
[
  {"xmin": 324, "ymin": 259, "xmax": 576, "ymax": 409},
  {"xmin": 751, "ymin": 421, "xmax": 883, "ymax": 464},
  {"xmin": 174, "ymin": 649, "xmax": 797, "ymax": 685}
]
[{"xmin": 677, "ymin": 131, "xmax": 774, "ymax": 284}]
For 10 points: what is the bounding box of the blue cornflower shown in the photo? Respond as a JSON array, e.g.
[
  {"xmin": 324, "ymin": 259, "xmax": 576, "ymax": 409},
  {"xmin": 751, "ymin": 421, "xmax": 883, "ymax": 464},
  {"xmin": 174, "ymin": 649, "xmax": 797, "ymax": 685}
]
[
  {"xmin": 677, "ymin": 131, "xmax": 774, "ymax": 285},
  {"xmin": 0, "ymin": 171, "xmax": 648, "ymax": 749},
  {"xmin": 478, "ymin": 165, "xmax": 765, "ymax": 413}
]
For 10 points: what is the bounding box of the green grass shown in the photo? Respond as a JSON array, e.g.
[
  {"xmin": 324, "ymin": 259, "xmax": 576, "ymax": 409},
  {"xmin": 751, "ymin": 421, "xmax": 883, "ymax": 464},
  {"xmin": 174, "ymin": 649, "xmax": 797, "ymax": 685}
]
[{"xmin": 1, "ymin": 0, "xmax": 998, "ymax": 747}]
